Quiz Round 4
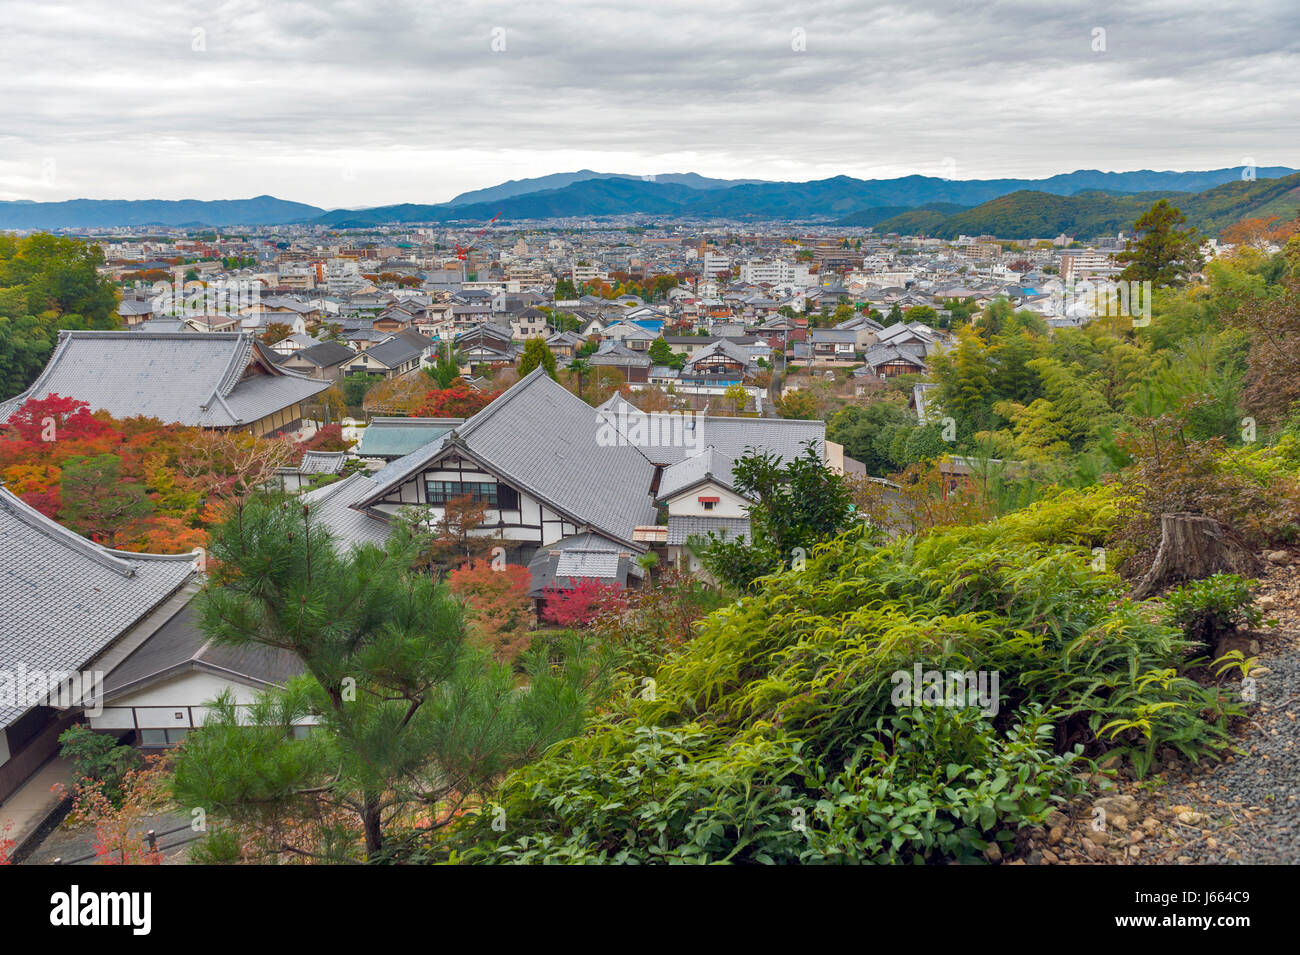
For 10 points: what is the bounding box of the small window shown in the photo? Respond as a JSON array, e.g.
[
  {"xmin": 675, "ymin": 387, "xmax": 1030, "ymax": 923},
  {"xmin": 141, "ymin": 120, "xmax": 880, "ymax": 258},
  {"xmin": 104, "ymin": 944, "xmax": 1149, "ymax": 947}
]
[{"xmin": 701, "ymin": 500, "xmax": 716, "ymax": 511}]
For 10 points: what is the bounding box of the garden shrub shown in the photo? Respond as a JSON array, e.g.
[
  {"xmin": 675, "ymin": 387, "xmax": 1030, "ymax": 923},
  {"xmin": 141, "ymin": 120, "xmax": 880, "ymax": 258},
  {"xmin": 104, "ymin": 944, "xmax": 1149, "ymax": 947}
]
[{"xmin": 429, "ymin": 486, "xmax": 1242, "ymax": 864}]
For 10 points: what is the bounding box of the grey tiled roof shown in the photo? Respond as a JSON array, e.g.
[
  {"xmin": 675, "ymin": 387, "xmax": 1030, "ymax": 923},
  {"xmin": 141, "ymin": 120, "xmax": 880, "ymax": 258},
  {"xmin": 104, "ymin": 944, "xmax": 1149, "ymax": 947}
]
[
  {"xmin": 666, "ymin": 515, "xmax": 750, "ymax": 546},
  {"xmin": 0, "ymin": 331, "xmax": 329, "ymax": 428},
  {"xmin": 525, "ymin": 532, "xmax": 642, "ymax": 596},
  {"xmin": 604, "ymin": 407, "xmax": 825, "ymax": 469},
  {"xmin": 300, "ymin": 472, "xmax": 392, "ymax": 549},
  {"xmin": 657, "ymin": 446, "xmax": 737, "ymax": 500},
  {"xmin": 358, "ymin": 370, "xmax": 658, "ymax": 546},
  {"xmin": 0, "ymin": 488, "xmax": 197, "ymax": 729},
  {"xmin": 448, "ymin": 371, "xmax": 658, "ymax": 544},
  {"xmin": 293, "ymin": 341, "xmax": 356, "ymax": 367},
  {"xmin": 357, "ymin": 329, "xmax": 431, "ymax": 368},
  {"xmin": 555, "ymin": 550, "xmax": 620, "ymax": 578},
  {"xmin": 590, "ymin": 341, "xmax": 652, "ymax": 367},
  {"xmin": 299, "ymin": 450, "xmax": 347, "ymax": 474},
  {"xmin": 101, "ymin": 602, "xmax": 304, "ymax": 700}
]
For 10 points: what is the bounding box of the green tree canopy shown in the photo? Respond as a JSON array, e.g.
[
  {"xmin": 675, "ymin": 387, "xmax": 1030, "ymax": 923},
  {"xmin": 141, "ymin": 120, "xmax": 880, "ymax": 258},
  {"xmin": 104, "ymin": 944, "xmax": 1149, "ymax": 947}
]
[{"xmin": 518, "ymin": 337, "xmax": 558, "ymax": 379}]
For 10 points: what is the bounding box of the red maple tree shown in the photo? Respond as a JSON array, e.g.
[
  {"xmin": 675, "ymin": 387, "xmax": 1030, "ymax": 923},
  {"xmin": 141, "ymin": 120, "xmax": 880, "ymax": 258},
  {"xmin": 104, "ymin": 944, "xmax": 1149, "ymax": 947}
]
[{"xmin": 541, "ymin": 578, "xmax": 628, "ymax": 627}]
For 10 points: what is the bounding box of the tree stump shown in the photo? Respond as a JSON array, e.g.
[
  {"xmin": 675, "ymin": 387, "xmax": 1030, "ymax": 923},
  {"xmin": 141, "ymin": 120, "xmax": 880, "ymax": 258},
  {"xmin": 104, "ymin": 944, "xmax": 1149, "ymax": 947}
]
[{"xmin": 1132, "ymin": 512, "xmax": 1264, "ymax": 599}]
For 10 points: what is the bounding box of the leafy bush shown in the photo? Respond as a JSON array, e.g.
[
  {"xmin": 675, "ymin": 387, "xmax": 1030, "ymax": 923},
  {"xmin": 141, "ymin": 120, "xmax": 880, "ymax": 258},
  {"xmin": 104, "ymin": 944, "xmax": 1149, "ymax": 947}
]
[
  {"xmin": 58, "ymin": 725, "xmax": 141, "ymax": 804},
  {"xmin": 428, "ymin": 486, "xmax": 1241, "ymax": 864},
  {"xmin": 588, "ymin": 569, "xmax": 729, "ymax": 674},
  {"xmin": 1161, "ymin": 574, "xmax": 1267, "ymax": 650}
]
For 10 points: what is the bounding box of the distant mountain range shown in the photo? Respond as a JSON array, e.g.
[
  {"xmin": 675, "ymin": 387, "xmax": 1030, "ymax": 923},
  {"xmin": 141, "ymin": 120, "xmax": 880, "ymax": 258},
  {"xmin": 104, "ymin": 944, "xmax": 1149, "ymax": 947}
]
[
  {"xmin": 860, "ymin": 173, "xmax": 1300, "ymax": 238},
  {"xmin": 0, "ymin": 195, "xmax": 325, "ymax": 230},
  {"xmin": 2, "ymin": 166, "xmax": 1296, "ymax": 232},
  {"xmin": 444, "ymin": 169, "xmax": 765, "ymax": 206}
]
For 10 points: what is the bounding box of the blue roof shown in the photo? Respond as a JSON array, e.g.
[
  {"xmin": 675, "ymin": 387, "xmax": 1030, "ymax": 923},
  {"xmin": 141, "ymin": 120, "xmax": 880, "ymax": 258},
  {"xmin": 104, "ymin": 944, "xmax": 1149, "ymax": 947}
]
[{"xmin": 355, "ymin": 417, "xmax": 462, "ymax": 459}]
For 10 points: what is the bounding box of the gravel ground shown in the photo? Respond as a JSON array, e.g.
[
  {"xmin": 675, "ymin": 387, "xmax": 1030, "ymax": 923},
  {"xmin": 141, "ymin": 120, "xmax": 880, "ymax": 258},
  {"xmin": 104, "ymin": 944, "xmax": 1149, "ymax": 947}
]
[{"xmin": 1005, "ymin": 553, "xmax": 1300, "ymax": 866}]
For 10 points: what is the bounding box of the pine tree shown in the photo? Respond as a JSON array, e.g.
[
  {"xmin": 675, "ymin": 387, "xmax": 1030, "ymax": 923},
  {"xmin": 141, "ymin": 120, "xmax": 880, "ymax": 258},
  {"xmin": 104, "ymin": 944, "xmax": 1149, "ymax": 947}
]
[
  {"xmin": 171, "ymin": 499, "xmax": 605, "ymax": 862},
  {"xmin": 1118, "ymin": 199, "xmax": 1204, "ymax": 288}
]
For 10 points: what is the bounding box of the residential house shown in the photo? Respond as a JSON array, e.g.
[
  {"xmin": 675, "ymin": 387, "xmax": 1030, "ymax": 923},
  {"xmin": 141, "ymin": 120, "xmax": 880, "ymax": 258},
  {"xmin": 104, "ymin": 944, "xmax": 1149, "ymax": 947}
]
[
  {"xmin": 278, "ymin": 341, "xmax": 357, "ymax": 382},
  {"xmin": 339, "ymin": 329, "xmax": 433, "ymax": 379},
  {"xmin": 809, "ymin": 328, "xmax": 859, "ymax": 362}
]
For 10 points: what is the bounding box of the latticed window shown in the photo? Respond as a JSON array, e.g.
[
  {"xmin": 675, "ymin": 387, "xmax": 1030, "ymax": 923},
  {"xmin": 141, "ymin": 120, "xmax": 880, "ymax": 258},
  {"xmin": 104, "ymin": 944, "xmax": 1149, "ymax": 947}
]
[{"xmin": 425, "ymin": 479, "xmax": 518, "ymax": 509}]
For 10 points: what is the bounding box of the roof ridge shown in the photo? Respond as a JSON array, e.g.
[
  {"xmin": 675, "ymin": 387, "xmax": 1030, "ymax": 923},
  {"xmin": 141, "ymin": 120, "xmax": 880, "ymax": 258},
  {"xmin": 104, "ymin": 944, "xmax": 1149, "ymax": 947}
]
[
  {"xmin": 1, "ymin": 485, "xmax": 140, "ymax": 576},
  {"xmin": 216, "ymin": 334, "xmax": 255, "ymax": 396}
]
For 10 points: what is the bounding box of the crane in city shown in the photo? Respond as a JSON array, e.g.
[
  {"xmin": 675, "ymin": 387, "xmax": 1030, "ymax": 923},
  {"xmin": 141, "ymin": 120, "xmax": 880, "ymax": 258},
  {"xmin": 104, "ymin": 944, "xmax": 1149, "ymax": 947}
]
[{"xmin": 454, "ymin": 213, "xmax": 501, "ymax": 261}]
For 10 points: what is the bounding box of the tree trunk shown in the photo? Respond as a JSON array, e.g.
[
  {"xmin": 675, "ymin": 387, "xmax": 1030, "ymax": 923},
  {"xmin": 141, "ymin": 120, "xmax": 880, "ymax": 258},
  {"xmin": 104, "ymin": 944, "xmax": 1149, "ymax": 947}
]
[
  {"xmin": 363, "ymin": 793, "xmax": 383, "ymax": 860},
  {"xmin": 1132, "ymin": 512, "xmax": 1263, "ymax": 599}
]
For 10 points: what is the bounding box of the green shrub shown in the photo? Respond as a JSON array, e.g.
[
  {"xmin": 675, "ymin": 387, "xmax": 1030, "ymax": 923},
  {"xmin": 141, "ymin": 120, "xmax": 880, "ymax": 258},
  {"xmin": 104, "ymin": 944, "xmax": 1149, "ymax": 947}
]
[
  {"xmin": 58, "ymin": 724, "xmax": 141, "ymax": 803},
  {"xmin": 424, "ymin": 486, "xmax": 1241, "ymax": 864},
  {"xmin": 1161, "ymin": 574, "xmax": 1267, "ymax": 650}
]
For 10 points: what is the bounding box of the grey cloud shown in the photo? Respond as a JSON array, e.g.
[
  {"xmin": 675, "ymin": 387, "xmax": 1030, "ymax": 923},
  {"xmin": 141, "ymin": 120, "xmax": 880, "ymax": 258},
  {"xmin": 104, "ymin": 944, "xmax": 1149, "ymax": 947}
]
[{"xmin": 0, "ymin": 0, "xmax": 1295, "ymax": 204}]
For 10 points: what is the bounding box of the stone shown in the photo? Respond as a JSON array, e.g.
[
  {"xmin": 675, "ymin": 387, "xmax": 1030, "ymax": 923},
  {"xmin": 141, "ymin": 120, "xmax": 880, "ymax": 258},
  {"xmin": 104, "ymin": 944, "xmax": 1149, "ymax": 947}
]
[
  {"xmin": 1176, "ymin": 810, "xmax": 1206, "ymax": 825},
  {"xmin": 1265, "ymin": 550, "xmax": 1289, "ymax": 565},
  {"xmin": 1128, "ymin": 845, "xmax": 1141, "ymax": 859},
  {"xmin": 1257, "ymin": 595, "xmax": 1277, "ymax": 611},
  {"xmin": 984, "ymin": 844, "xmax": 1002, "ymax": 864},
  {"xmin": 1094, "ymin": 794, "xmax": 1138, "ymax": 817},
  {"xmin": 1048, "ymin": 826, "xmax": 1064, "ymax": 845}
]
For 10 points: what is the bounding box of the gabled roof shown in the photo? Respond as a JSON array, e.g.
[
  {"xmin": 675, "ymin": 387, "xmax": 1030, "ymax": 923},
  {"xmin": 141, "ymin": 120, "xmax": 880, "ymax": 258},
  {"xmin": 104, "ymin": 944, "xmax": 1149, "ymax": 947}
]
[
  {"xmin": 525, "ymin": 532, "xmax": 643, "ymax": 597},
  {"xmin": 0, "ymin": 331, "xmax": 330, "ymax": 428},
  {"xmin": 289, "ymin": 341, "xmax": 356, "ymax": 368},
  {"xmin": 683, "ymin": 339, "xmax": 755, "ymax": 369},
  {"xmin": 656, "ymin": 446, "xmax": 738, "ymax": 501},
  {"xmin": 353, "ymin": 329, "xmax": 431, "ymax": 368},
  {"xmin": 100, "ymin": 602, "xmax": 303, "ymax": 702},
  {"xmin": 0, "ymin": 487, "xmax": 198, "ymax": 729},
  {"xmin": 358, "ymin": 369, "xmax": 658, "ymax": 546}
]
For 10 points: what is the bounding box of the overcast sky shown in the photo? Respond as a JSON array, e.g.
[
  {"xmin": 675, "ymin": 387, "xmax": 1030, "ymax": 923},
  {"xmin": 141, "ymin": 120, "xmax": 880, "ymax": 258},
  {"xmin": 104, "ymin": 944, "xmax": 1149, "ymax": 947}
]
[{"xmin": 1, "ymin": 0, "xmax": 1296, "ymax": 207}]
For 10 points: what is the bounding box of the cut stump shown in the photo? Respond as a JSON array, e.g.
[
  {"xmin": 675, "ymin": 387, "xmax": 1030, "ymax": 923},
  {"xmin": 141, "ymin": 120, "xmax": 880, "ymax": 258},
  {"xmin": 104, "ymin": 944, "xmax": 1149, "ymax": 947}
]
[{"xmin": 1132, "ymin": 512, "xmax": 1263, "ymax": 599}]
